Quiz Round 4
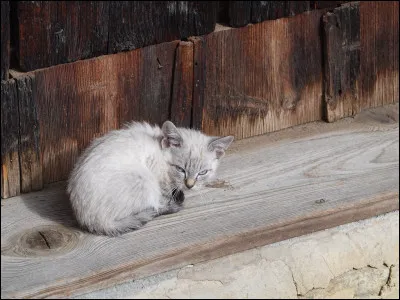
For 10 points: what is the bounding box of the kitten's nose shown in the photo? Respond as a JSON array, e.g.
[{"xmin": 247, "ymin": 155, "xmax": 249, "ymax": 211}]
[{"xmin": 185, "ymin": 178, "xmax": 196, "ymax": 189}]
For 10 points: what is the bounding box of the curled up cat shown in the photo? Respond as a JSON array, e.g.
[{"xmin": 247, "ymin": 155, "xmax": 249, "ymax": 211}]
[{"xmin": 67, "ymin": 121, "xmax": 234, "ymax": 236}]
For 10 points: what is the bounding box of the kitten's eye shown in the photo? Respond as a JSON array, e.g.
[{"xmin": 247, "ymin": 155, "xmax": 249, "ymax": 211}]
[
  {"xmin": 175, "ymin": 166, "xmax": 185, "ymax": 173},
  {"xmin": 198, "ymin": 170, "xmax": 208, "ymax": 176}
]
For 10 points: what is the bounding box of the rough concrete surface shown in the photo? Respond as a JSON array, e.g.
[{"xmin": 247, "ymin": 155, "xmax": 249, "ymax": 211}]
[{"xmin": 75, "ymin": 211, "xmax": 399, "ymax": 299}]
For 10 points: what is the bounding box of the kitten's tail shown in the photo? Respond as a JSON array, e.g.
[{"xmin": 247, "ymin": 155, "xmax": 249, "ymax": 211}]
[{"xmin": 93, "ymin": 209, "xmax": 158, "ymax": 237}]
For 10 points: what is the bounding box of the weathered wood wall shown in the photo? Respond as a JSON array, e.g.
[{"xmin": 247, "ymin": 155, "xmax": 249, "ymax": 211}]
[
  {"xmin": 221, "ymin": 1, "xmax": 312, "ymax": 27},
  {"xmin": 1, "ymin": 1, "xmax": 10, "ymax": 80},
  {"xmin": 322, "ymin": 1, "xmax": 399, "ymax": 122},
  {"xmin": 13, "ymin": 1, "xmax": 218, "ymax": 71},
  {"xmin": 27, "ymin": 41, "xmax": 178, "ymax": 185},
  {"xmin": 193, "ymin": 9, "xmax": 326, "ymax": 139},
  {"xmin": 17, "ymin": 1, "xmax": 110, "ymax": 71},
  {"xmin": 1, "ymin": 1, "xmax": 398, "ymax": 198},
  {"xmin": 359, "ymin": 1, "xmax": 399, "ymax": 109},
  {"xmin": 108, "ymin": 1, "xmax": 218, "ymax": 54},
  {"xmin": 1, "ymin": 80, "xmax": 20, "ymax": 198},
  {"xmin": 323, "ymin": 2, "xmax": 360, "ymax": 122}
]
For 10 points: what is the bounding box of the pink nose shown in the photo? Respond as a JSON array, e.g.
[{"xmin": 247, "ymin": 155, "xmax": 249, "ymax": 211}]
[{"xmin": 185, "ymin": 178, "xmax": 195, "ymax": 189}]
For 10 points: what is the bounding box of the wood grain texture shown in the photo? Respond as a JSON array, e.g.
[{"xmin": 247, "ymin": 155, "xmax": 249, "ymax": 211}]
[
  {"xmin": 170, "ymin": 41, "xmax": 194, "ymax": 127},
  {"xmin": 223, "ymin": 2, "xmax": 312, "ymax": 27},
  {"xmin": 227, "ymin": 1, "xmax": 253, "ymax": 27},
  {"xmin": 1, "ymin": 1, "xmax": 10, "ymax": 80},
  {"xmin": 194, "ymin": 9, "xmax": 326, "ymax": 139},
  {"xmin": 108, "ymin": 1, "xmax": 217, "ymax": 53},
  {"xmin": 323, "ymin": 2, "xmax": 360, "ymax": 122},
  {"xmin": 1, "ymin": 110, "xmax": 398, "ymax": 298},
  {"xmin": 190, "ymin": 36, "xmax": 205, "ymax": 130},
  {"xmin": 310, "ymin": 1, "xmax": 348, "ymax": 10},
  {"xmin": 16, "ymin": 1, "xmax": 110, "ymax": 72},
  {"xmin": 31, "ymin": 41, "xmax": 178, "ymax": 184},
  {"xmin": 1, "ymin": 79, "xmax": 20, "ymax": 198},
  {"xmin": 360, "ymin": 1, "xmax": 399, "ymax": 109},
  {"xmin": 251, "ymin": 1, "xmax": 286, "ymax": 23},
  {"xmin": 250, "ymin": 1, "xmax": 311, "ymax": 24},
  {"xmin": 394, "ymin": 1, "xmax": 399, "ymax": 105},
  {"xmin": 16, "ymin": 74, "xmax": 43, "ymax": 193},
  {"xmin": 285, "ymin": 1, "xmax": 311, "ymax": 16}
]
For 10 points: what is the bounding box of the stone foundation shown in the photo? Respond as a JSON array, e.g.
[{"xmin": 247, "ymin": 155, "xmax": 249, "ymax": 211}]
[{"xmin": 76, "ymin": 211, "xmax": 399, "ymax": 299}]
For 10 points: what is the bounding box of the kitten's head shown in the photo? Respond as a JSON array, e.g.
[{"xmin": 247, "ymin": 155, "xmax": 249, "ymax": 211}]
[{"xmin": 161, "ymin": 121, "xmax": 234, "ymax": 191}]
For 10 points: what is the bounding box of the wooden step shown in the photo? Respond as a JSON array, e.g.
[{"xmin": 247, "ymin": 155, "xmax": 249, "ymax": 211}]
[{"xmin": 1, "ymin": 104, "xmax": 399, "ymax": 299}]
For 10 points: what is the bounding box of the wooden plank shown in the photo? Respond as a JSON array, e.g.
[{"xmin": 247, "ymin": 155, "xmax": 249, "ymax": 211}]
[
  {"xmin": 16, "ymin": 74, "xmax": 43, "ymax": 193},
  {"xmin": 190, "ymin": 36, "xmax": 205, "ymax": 130},
  {"xmin": 225, "ymin": 2, "xmax": 312, "ymax": 26},
  {"xmin": 310, "ymin": 1, "xmax": 348, "ymax": 10},
  {"xmin": 1, "ymin": 79, "xmax": 20, "ymax": 198},
  {"xmin": 1, "ymin": 1, "xmax": 10, "ymax": 80},
  {"xmin": 360, "ymin": 1, "xmax": 399, "ymax": 109},
  {"xmin": 286, "ymin": 1, "xmax": 311, "ymax": 16},
  {"xmin": 250, "ymin": 1, "xmax": 311, "ymax": 24},
  {"xmin": 359, "ymin": 1, "xmax": 375, "ymax": 110},
  {"xmin": 226, "ymin": 1, "xmax": 252, "ymax": 27},
  {"xmin": 323, "ymin": 2, "xmax": 360, "ymax": 122},
  {"xmin": 251, "ymin": 1, "xmax": 286, "ymax": 23},
  {"xmin": 374, "ymin": 1, "xmax": 393, "ymax": 107},
  {"xmin": 170, "ymin": 41, "xmax": 194, "ymax": 127},
  {"xmin": 194, "ymin": 9, "xmax": 326, "ymax": 140},
  {"xmin": 30, "ymin": 41, "xmax": 178, "ymax": 184},
  {"xmin": 394, "ymin": 1, "xmax": 399, "ymax": 104},
  {"xmin": 16, "ymin": 1, "xmax": 110, "ymax": 72},
  {"xmin": 1, "ymin": 105, "xmax": 398, "ymax": 298},
  {"xmin": 108, "ymin": 1, "xmax": 217, "ymax": 53}
]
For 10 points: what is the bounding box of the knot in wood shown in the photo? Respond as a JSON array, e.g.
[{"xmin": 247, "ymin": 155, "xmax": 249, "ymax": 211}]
[{"xmin": 4, "ymin": 225, "xmax": 79, "ymax": 257}]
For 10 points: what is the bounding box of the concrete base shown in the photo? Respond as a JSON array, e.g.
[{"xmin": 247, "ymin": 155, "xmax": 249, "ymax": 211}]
[{"xmin": 75, "ymin": 211, "xmax": 399, "ymax": 299}]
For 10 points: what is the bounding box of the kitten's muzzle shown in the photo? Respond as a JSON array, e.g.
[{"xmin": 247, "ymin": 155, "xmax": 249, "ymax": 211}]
[{"xmin": 185, "ymin": 178, "xmax": 196, "ymax": 189}]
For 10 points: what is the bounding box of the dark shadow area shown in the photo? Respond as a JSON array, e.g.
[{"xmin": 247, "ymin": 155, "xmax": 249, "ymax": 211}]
[
  {"xmin": 9, "ymin": 1, "xmax": 20, "ymax": 70},
  {"xmin": 20, "ymin": 181, "xmax": 81, "ymax": 231},
  {"xmin": 217, "ymin": 1, "xmax": 230, "ymax": 26}
]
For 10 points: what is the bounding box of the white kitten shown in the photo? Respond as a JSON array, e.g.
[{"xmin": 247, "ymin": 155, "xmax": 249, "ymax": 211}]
[{"xmin": 67, "ymin": 121, "xmax": 234, "ymax": 236}]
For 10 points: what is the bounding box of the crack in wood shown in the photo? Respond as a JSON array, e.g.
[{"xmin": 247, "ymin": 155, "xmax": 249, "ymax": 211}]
[{"xmin": 38, "ymin": 231, "xmax": 51, "ymax": 249}]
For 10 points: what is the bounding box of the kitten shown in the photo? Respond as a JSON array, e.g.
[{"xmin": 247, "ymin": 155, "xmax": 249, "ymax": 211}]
[{"xmin": 67, "ymin": 121, "xmax": 234, "ymax": 236}]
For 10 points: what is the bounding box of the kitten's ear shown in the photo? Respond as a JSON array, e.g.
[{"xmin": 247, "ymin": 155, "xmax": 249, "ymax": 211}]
[
  {"xmin": 161, "ymin": 121, "xmax": 182, "ymax": 148},
  {"xmin": 208, "ymin": 136, "xmax": 234, "ymax": 159}
]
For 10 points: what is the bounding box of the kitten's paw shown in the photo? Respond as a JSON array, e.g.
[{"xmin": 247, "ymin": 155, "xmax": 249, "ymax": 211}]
[{"xmin": 172, "ymin": 189, "xmax": 185, "ymax": 205}]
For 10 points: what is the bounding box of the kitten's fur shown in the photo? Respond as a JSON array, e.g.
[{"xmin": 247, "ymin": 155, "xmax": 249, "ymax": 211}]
[{"xmin": 67, "ymin": 121, "xmax": 234, "ymax": 236}]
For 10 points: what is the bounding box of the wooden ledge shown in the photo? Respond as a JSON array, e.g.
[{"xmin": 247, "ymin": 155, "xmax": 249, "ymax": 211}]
[{"xmin": 1, "ymin": 104, "xmax": 399, "ymax": 299}]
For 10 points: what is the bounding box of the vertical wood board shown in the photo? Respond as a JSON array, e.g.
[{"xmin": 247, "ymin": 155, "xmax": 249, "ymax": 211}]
[
  {"xmin": 1, "ymin": 1, "xmax": 10, "ymax": 80},
  {"xmin": 224, "ymin": 1, "xmax": 312, "ymax": 27},
  {"xmin": 1, "ymin": 79, "xmax": 20, "ymax": 198},
  {"xmin": 360, "ymin": 1, "xmax": 399, "ymax": 109},
  {"xmin": 194, "ymin": 9, "xmax": 327, "ymax": 139},
  {"xmin": 16, "ymin": 74, "xmax": 43, "ymax": 193},
  {"xmin": 170, "ymin": 41, "xmax": 194, "ymax": 128},
  {"xmin": 323, "ymin": 2, "xmax": 360, "ymax": 122},
  {"xmin": 32, "ymin": 41, "xmax": 179, "ymax": 184},
  {"xmin": 16, "ymin": 1, "xmax": 110, "ymax": 71},
  {"xmin": 108, "ymin": 1, "xmax": 217, "ymax": 53}
]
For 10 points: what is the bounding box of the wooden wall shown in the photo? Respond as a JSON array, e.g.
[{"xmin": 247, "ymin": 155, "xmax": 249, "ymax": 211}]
[
  {"xmin": 1, "ymin": 1, "xmax": 10, "ymax": 80},
  {"xmin": 194, "ymin": 9, "xmax": 326, "ymax": 139},
  {"xmin": 1, "ymin": 1, "xmax": 398, "ymax": 198},
  {"xmin": 13, "ymin": 1, "xmax": 218, "ymax": 71}
]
